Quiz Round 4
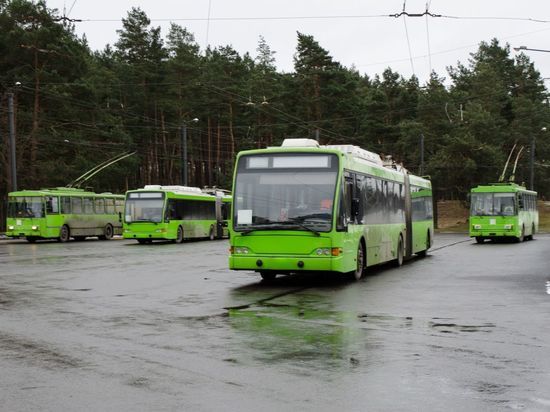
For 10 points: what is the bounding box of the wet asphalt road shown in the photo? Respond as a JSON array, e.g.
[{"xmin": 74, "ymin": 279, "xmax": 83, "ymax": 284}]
[{"xmin": 1, "ymin": 234, "xmax": 550, "ymax": 411}]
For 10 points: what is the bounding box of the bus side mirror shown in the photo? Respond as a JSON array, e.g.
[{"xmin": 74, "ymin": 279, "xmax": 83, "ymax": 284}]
[{"xmin": 118, "ymin": 212, "xmax": 122, "ymax": 223}]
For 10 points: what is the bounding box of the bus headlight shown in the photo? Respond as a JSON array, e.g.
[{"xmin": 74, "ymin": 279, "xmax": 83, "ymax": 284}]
[
  {"xmin": 31, "ymin": 225, "xmax": 39, "ymax": 231},
  {"xmin": 155, "ymin": 228, "xmax": 167, "ymax": 233},
  {"xmin": 316, "ymin": 248, "xmax": 331, "ymax": 256},
  {"xmin": 8, "ymin": 225, "xmax": 14, "ymax": 230},
  {"xmin": 504, "ymin": 224, "xmax": 513, "ymax": 230},
  {"xmin": 474, "ymin": 224, "xmax": 482, "ymax": 230}
]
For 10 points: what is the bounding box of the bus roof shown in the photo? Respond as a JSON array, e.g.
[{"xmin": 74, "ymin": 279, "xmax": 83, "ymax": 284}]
[
  {"xmin": 236, "ymin": 138, "xmax": 431, "ymax": 188},
  {"xmin": 127, "ymin": 185, "xmax": 231, "ymax": 199},
  {"xmin": 8, "ymin": 187, "xmax": 124, "ymax": 197},
  {"xmin": 470, "ymin": 182, "xmax": 537, "ymax": 195}
]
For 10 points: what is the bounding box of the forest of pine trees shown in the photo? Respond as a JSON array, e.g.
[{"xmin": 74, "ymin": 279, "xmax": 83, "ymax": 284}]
[{"xmin": 2, "ymin": 1, "xmax": 550, "ymax": 229}]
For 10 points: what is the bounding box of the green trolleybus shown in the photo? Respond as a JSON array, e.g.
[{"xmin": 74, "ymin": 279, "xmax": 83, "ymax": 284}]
[
  {"xmin": 123, "ymin": 185, "xmax": 231, "ymax": 244},
  {"xmin": 6, "ymin": 188, "xmax": 124, "ymax": 242},
  {"xmin": 229, "ymin": 138, "xmax": 434, "ymax": 280},
  {"xmin": 469, "ymin": 183, "xmax": 538, "ymax": 243}
]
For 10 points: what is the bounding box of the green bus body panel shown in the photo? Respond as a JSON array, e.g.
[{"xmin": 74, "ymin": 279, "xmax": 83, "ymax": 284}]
[
  {"xmin": 469, "ymin": 183, "xmax": 538, "ymax": 240},
  {"xmin": 229, "ymin": 145, "xmax": 434, "ymax": 275},
  {"xmin": 122, "ymin": 187, "xmax": 231, "ymax": 241},
  {"xmin": 6, "ymin": 188, "xmax": 123, "ymax": 240}
]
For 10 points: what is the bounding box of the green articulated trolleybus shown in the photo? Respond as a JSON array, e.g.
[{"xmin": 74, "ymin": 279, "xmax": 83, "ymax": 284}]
[
  {"xmin": 469, "ymin": 182, "xmax": 538, "ymax": 243},
  {"xmin": 229, "ymin": 138, "xmax": 434, "ymax": 280},
  {"xmin": 123, "ymin": 185, "xmax": 231, "ymax": 244},
  {"xmin": 6, "ymin": 187, "xmax": 124, "ymax": 242}
]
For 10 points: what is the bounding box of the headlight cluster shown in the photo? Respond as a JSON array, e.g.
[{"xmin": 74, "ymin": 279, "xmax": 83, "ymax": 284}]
[
  {"xmin": 155, "ymin": 228, "xmax": 167, "ymax": 233},
  {"xmin": 504, "ymin": 224, "xmax": 513, "ymax": 230},
  {"xmin": 31, "ymin": 225, "xmax": 39, "ymax": 231},
  {"xmin": 473, "ymin": 224, "xmax": 482, "ymax": 230},
  {"xmin": 8, "ymin": 225, "xmax": 15, "ymax": 230},
  {"xmin": 316, "ymin": 248, "xmax": 331, "ymax": 256}
]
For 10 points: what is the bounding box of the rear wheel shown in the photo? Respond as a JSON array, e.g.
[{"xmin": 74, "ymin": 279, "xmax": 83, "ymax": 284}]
[
  {"xmin": 175, "ymin": 226, "xmax": 184, "ymax": 244},
  {"xmin": 475, "ymin": 237, "xmax": 485, "ymax": 244},
  {"xmin": 393, "ymin": 235, "xmax": 404, "ymax": 267},
  {"xmin": 528, "ymin": 223, "xmax": 535, "ymax": 241},
  {"xmin": 59, "ymin": 225, "xmax": 70, "ymax": 242},
  {"xmin": 26, "ymin": 237, "xmax": 37, "ymax": 243}
]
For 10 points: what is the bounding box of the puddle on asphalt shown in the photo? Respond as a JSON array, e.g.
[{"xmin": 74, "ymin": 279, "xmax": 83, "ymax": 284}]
[{"xmin": 546, "ymin": 280, "xmax": 550, "ymax": 295}]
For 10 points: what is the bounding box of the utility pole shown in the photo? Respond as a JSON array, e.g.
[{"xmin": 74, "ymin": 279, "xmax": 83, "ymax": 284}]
[
  {"xmin": 530, "ymin": 134, "xmax": 536, "ymax": 190},
  {"xmin": 180, "ymin": 118, "xmax": 198, "ymax": 187},
  {"xmin": 7, "ymin": 93, "xmax": 17, "ymax": 191},
  {"xmin": 420, "ymin": 133, "xmax": 425, "ymax": 175}
]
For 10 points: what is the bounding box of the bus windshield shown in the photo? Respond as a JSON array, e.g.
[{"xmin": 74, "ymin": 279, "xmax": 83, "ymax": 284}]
[
  {"xmin": 8, "ymin": 196, "xmax": 44, "ymax": 218},
  {"xmin": 233, "ymin": 153, "xmax": 338, "ymax": 232},
  {"xmin": 125, "ymin": 192, "xmax": 165, "ymax": 223},
  {"xmin": 471, "ymin": 193, "xmax": 516, "ymax": 216}
]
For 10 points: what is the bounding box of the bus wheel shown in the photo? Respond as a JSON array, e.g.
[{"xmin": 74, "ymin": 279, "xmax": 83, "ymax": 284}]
[
  {"xmin": 137, "ymin": 239, "xmax": 147, "ymax": 244},
  {"xmin": 100, "ymin": 224, "xmax": 114, "ymax": 240},
  {"xmin": 394, "ymin": 235, "xmax": 404, "ymax": 267},
  {"xmin": 175, "ymin": 226, "xmax": 184, "ymax": 244},
  {"xmin": 260, "ymin": 271, "xmax": 276, "ymax": 281},
  {"xmin": 352, "ymin": 242, "xmax": 365, "ymax": 280},
  {"xmin": 528, "ymin": 223, "xmax": 535, "ymax": 241},
  {"xmin": 59, "ymin": 225, "xmax": 70, "ymax": 243},
  {"xmin": 516, "ymin": 226, "xmax": 525, "ymax": 243},
  {"xmin": 26, "ymin": 237, "xmax": 37, "ymax": 243},
  {"xmin": 209, "ymin": 225, "xmax": 215, "ymax": 240},
  {"xmin": 417, "ymin": 231, "xmax": 431, "ymax": 257},
  {"xmin": 475, "ymin": 237, "xmax": 485, "ymax": 244}
]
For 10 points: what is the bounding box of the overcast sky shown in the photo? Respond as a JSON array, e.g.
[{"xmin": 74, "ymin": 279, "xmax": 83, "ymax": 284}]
[{"xmin": 45, "ymin": 0, "xmax": 550, "ymax": 84}]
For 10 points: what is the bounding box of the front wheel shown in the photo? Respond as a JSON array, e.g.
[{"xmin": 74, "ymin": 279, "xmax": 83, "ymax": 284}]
[
  {"xmin": 59, "ymin": 225, "xmax": 70, "ymax": 243},
  {"xmin": 516, "ymin": 226, "xmax": 525, "ymax": 243},
  {"xmin": 26, "ymin": 237, "xmax": 37, "ymax": 243},
  {"xmin": 175, "ymin": 226, "xmax": 184, "ymax": 244},
  {"xmin": 351, "ymin": 242, "xmax": 365, "ymax": 280},
  {"xmin": 475, "ymin": 237, "xmax": 485, "ymax": 244},
  {"xmin": 99, "ymin": 224, "xmax": 114, "ymax": 240}
]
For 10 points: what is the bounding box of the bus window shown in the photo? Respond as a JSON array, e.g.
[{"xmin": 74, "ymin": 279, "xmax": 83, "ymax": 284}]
[
  {"xmin": 72, "ymin": 197, "xmax": 83, "ymax": 214},
  {"xmin": 95, "ymin": 198, "xmax": 105, "ymax": 214},
  {"xmin": 115, "ymin": 199, "xmax": 124, "ymax": 213},
  {"xmin": 60, "ymin": 197, "xmax": 71, "ymax": 214},
  {"xmin": 105, "ymin": 198, "xmax": 115, "ymax": 214},
  {"xmin": 83, "ymin": 198, "xmax": 94, "ymax": 214},
  {"xmin": 46, "ymin": 196, "xmax": 59, "ymax": 214}
]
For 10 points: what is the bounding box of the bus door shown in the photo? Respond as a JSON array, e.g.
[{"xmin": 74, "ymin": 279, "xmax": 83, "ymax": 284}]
[
  {"xmin": 404, "ymin": 173, "xmax": 413, "ymax": 258},
  {"xmin": 215, "ymin": 196, "xmax": 224, "ymax": 238}
]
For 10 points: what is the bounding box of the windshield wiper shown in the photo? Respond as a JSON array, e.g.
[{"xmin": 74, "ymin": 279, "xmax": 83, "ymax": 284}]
[{"xmin": 240, "ymin": 220, "xmax": 320, "ymax": 236}]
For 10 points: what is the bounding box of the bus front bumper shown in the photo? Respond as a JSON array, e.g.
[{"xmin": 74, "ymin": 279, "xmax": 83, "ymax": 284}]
[{"xmin": 229, "ymin": 255, "xmax": 347, "ymax": 273}]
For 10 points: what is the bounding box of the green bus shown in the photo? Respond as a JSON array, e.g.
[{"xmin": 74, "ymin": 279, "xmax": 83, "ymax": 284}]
[
  {"xmin": 469, "ymin": 183, "xmax": 538, "ymax": 243},
  {"xmin": 6, "ymin": 188, "xmax": 124, "ymax": 242},
  {"xmin": 229, "ymin": 138, "xmax": 433, "ymax": 280},
  {"xmin": 123, "ymin": 185, "xmax": 231, "ymax": 244}
]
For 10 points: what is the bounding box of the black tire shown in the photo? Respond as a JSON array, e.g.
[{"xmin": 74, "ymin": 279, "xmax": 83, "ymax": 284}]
[
  {"xmin": 529, "ymin": 223, "xmax": 535, "ymax": 241},
  {"xmin": 260, "ymin": 271, "xmax": 276, "ymax": 281},
  {"xmin": 175, "ymin": 226, "xmax": 184, "ymax": 244},
  {"xmin": 417, "ymin": 231, "xmax": 431, "ymax": 257},
  {"xmin": 393, "ymin": 235, "xmax": 404, "ymax": 267},
  {"xmin": 100, "ymin": 224, "xmax": 114, "ymax": 240},
  {"xmin": 351, "ymin": 242, "xmax": 365, "ymax": 280},
  {"xmin": 516, "ymin": 226, "xmax": 525, "ymax": 243},
  {"xmin": 26, "ymin": 237, "xmax": 37, "ymax": 243},
  {"xmin": 475, "ymin": 237, "xmax": 485, "ymax": 244},
  {"xmin": 59, "ymin": 225, "xmax": 70, "ymax": 242},
  {"xmin": 137, "ymin": 239, "xmax": 147, "ymax": 244}
]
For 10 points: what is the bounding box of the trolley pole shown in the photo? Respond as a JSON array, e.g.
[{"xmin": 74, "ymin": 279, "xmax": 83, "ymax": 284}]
[
  {"xmin": 7, "ymin": 92, "xmax": 17, "ymax": 192},
  {"xmin": 420, "ymin": 133, "xmax": 425, "ymax": 176}
]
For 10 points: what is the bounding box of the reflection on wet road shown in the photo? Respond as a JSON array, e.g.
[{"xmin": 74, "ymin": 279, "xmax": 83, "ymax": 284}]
[{"xmin": 1, "ymin": 234, "xmax": 550, "ymax": 411}]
